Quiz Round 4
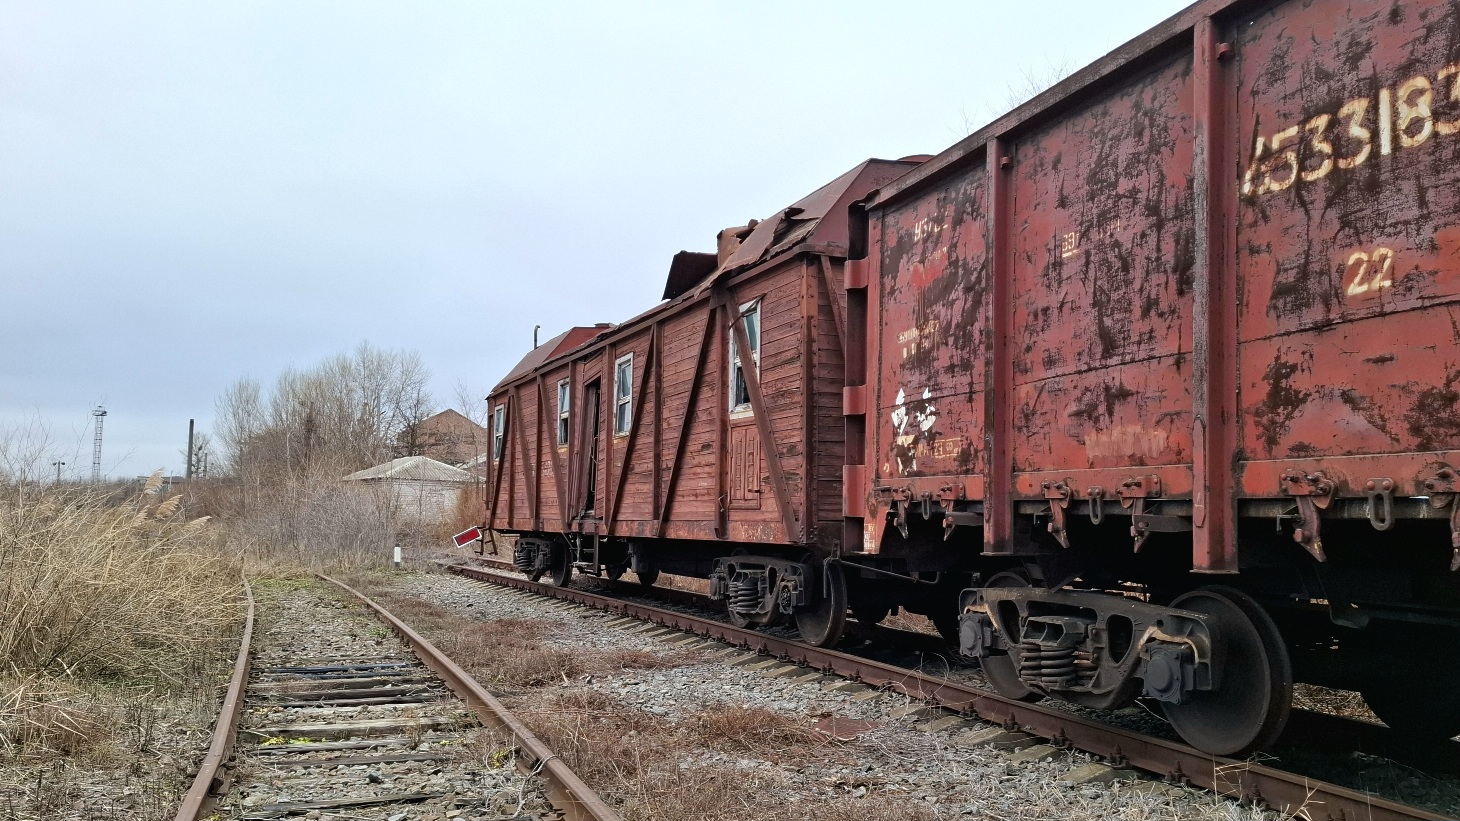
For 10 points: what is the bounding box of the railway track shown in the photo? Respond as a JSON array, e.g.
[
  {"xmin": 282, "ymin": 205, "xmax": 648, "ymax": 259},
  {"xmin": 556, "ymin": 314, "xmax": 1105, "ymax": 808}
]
[
  {"xmin": 174, "ymin": 575, "xmax": 619, "ymax": 821},
  {"xmin": 447, "ymin": 559, "xmax": 1453, "ymax": 821},
  {"xmin": 468, "ymin": 554, "xmax": 1460, "ymax": 777}
]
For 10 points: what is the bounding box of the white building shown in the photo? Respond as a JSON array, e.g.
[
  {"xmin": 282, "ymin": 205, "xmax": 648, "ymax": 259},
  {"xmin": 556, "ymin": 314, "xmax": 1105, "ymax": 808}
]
[{"xmin": 342, "ymin": 455, "xmax": 474, "ymax": 525}]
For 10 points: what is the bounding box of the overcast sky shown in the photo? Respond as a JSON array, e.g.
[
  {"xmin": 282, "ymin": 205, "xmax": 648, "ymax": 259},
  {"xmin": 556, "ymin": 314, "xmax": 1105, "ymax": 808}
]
[{"xmin": 1, "ymin": 0, "xmax": 1188, "ymax": 479}]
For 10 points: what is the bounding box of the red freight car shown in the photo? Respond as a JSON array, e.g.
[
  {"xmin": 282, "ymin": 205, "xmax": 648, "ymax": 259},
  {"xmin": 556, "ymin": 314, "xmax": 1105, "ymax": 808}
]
[
  {"xmin": 844, "ymin": 0, "xmax": 1460, "ymax": 754},
  {"xmin": 484, "ymin": 157, "xmax": 925, "ymax": 645}
]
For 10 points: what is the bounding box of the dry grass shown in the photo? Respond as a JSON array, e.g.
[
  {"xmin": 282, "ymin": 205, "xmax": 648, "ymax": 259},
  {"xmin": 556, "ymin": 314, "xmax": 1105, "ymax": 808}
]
[
  {"xmin": 1292, "ymin": 683, "xmax": 1380, "ymax": 723},
  {"xmin": 354, "ymin": 581, "xmax": 933, "ymax": 821},
  {"xmin": 881, "ymin": 610, "xmax": 943, "ymax": 636},
  {"xmin": 0, "ymin": 678, "xmax": 105, "ymax": 758},
  {"xmin": 0, "ymin": 479, "xmax": 242, "ymax": 820},
  {"xmin": 0, "ymin": 478, "xmax": 240, "ymax": 688},
  {"xmin": 655, "ymin": 571, "xmax": 710, "ymax": 595},
  {"xmin": 338, "ymin": 579, "xmax": 686, "ymax": 689},
  {"xmin": 507, "ymin": 689, "xmax": 930, "ymax": 821},
  {"xmin": 688, "ymin": 704, "xmax": 827, "ymax": 754}
]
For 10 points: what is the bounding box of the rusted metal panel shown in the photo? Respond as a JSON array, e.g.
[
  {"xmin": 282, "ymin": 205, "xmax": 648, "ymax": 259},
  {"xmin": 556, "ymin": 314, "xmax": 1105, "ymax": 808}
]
[
  {"xmin": 1009, "ymin": 54, "xmax": 1196, "ymax": 485},
  {"xmin": 1233, "ymin": 0, "xmax": 1460, "ymax": 481},
  {"xmin": 855, "ymin": 0, "xmax": 1460, "ymax": 577},
  {"xmin": 872, "ymin": 163, "xmax": 990, "ymax": 487}
]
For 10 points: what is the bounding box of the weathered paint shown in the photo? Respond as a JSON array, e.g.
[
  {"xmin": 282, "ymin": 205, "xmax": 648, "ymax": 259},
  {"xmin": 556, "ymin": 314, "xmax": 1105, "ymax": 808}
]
[
  {"xmin": 857, "ymin": 0, "xmax": 1460, "ymax": 569},
  {"xmin": 487, "ymin": 159, "xmax": 923, "ymax": 556}
]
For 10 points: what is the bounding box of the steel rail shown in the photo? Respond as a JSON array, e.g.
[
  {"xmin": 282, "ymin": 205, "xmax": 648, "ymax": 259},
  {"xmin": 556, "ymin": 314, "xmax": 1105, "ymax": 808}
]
[
  {"xmin": 318, "ymin": 574, "xmax": 622, "ymax": 821},
  {"xmin": 464, "ymin": 556, "xmax": 1460, "ymax": 772},
  {"xmin": 174, "ymin": 576, "xmax": 255, "ymax": 821},
  {"xmin": 447, "ymin": 562, "xmax": 1447, "ymax": 821}
]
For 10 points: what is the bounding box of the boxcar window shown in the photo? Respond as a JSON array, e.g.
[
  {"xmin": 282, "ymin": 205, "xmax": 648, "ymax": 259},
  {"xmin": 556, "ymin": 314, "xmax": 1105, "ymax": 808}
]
[
  {"xmin": 729, "ymin": 300, "xmax": 760, "ymax": 414},
  {"xmin": 556, "ymin": 379, "xmax": 571, "ymax": 448},
  {"xmin": 491, "ymin": 403, "xmax": 506, "ymax": 460},
  {"xmin": 614, "ymin": 353, "xmax": 633, "ymax": 435}
]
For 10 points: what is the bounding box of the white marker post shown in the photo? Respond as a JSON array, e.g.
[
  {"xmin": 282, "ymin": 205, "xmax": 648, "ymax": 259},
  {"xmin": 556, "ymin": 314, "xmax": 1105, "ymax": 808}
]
[{"xmin": 393, "ymin": 543, "xmax": 402, "ymax": 569}]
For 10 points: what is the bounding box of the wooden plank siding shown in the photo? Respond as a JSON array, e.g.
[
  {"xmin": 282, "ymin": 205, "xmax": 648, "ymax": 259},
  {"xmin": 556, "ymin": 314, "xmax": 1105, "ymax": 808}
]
[
  {"xmin": 483, "ymin": 158, "xmax": 920, "ymax": 553},
  {"xmin": 486, "ymin": 254, "xmax": 848, "ymax": 550}
]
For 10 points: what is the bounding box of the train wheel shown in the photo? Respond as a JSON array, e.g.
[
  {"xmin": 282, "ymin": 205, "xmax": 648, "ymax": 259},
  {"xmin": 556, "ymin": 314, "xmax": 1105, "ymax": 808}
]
[
  {"xmin": 1163, "ymin": 586, "xmax": 1292, "ymax": 756},
  {"xmin": 796, "ymin": 563, "xmax": 848, "ymax": 647},
  {"xmin": 635, "ymin": 566, "xmax": 659, "ymax": 588},
  {"xmin": 979, "ymin": 571, "xmax": 1043, "ymax": 703},
  {"xmin": 605, "ymin": 564, "xmax": 626, "ymax": 581},
  {"xmin": 548, "ymin": 550, "xmax": 573, "ymax": 587}
]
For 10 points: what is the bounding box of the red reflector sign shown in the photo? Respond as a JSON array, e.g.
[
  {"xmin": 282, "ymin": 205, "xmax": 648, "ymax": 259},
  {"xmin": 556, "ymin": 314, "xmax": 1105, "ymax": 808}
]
[{"xmin": 453, "ymin": 526, "xmax": 483, "ymax": 547}]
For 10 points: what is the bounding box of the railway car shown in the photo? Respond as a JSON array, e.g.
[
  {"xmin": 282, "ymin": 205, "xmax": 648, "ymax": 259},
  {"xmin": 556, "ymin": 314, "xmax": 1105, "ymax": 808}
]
[
  {"xmin": 484, "ymin": 0, "xmax": 1460, "ymax": 756},
  {"xmin": 845, "ymin": 0, "xmax": 1460, "ymax": 755},
  {"xmin": 484, "ymin": 157, "xmax": 927, "ymax": 646}
]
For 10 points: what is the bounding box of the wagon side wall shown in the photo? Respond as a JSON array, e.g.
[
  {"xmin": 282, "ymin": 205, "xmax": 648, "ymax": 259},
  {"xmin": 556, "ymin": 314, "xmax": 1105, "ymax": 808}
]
[{"xmin": 855, "ymin": 0, "xmax": 1460, "ymax": 571}]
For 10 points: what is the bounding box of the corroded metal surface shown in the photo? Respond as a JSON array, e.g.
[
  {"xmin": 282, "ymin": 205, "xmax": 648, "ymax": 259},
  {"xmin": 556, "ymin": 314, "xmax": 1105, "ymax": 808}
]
[{"xmin": 855, "ymin": 0, "xmax": 1460, "ymax": 570}]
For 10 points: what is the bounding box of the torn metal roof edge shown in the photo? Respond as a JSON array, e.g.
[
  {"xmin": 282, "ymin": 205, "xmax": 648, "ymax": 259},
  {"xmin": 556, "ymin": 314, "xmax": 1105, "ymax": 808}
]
[{"xmin": 486, "ymin": 156, "xmax": 928, "ymax": 399}]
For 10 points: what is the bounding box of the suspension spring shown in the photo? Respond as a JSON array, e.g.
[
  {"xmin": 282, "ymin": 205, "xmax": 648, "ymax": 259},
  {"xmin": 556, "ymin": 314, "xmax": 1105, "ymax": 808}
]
[
  {"xmin": 727, "ymin": 576, "xmax": 762, "ymax": 614},
  {"xmin": 1018, "ymin": 642, "xmax": 1079, "ymax": 687},
  {"xmin": 513, "ymin": 545, "xmax": 536, "ymax": 574}
]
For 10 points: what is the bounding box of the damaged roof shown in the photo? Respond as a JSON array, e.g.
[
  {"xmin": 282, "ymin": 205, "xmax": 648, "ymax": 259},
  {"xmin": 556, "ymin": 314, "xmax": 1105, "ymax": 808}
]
[
  {"xmin": 492, "ymin": 324, "xmax": 613, "ymax": 392},
  {"xmin": 662, "ymin": 156, "xmax": 928, "ymax": 301}
]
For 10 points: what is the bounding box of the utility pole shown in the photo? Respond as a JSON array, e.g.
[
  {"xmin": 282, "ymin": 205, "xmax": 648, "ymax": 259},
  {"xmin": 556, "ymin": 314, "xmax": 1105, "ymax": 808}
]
[
  {"xmin": 186, "ymin": 418, "xmax": 195, "ymax": 480},
  {"xmin": 52, "ymin": 460, "xmax": 65, "ymax": 485},
  {"xmin": 91, "ymin": 406, "xmax": 106, "ymax": 483}
]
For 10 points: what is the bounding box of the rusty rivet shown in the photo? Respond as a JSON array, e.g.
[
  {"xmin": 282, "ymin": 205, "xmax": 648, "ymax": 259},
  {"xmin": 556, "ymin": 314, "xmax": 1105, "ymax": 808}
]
[
  {"xmin": 1294, "ymin": 528, "xmax": 1307, "ymax": 540},
  {"xmin": 1365, "ymin": 480, "xmax": 1376, "ymax": 491},
  {"xmin": 1285, "ymin": 475, "xmax": 1297, "ymax": 482},
  {"xmin": 1041, "ymin": 481, "xmax": 1050, "ymax": 489},
  {"xmin": 1306, "ymin": 474, "xmax": 1318, "ymax": 483},
  {"xmin": 1426, "ymin": 480, "xmax": 1437, "ymax": 490},
  {"xmin": 1441, "ymin": 469, "xmax": 1454, "ymax": 479}
]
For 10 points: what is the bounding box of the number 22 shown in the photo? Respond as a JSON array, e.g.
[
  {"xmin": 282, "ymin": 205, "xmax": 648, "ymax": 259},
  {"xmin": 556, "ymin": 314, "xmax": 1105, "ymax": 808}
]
[{"xmin": 1344, "ymin": 247, "xmax": 1396, "ymax": 297}]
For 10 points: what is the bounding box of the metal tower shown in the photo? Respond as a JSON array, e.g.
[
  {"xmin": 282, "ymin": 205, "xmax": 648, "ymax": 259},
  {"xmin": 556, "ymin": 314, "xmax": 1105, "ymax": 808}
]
[{"xmin": 91, "ymin": 406, "xmax": 106, "ymax": 482}]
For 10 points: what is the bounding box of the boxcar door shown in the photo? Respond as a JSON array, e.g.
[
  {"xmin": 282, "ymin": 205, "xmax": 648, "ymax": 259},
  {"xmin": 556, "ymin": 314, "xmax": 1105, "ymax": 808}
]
[{"xmin": 580, "ymin": 380, "xmax": 602, "ymax": 517}]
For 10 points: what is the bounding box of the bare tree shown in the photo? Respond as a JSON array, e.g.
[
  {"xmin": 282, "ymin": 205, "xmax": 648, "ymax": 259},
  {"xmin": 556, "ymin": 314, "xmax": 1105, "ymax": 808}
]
[{"xmin": 209, "ymin": 342, "xmax": 436, "ymax": 565}]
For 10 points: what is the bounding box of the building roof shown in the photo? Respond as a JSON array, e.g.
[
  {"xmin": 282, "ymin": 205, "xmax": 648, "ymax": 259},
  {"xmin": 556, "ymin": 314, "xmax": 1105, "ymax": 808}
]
[
  {"xmin": 342, "ymin": 455, "xmax": 475, "ymax": 483},
  {"xmin": 492, "ymin": 324, "xmax": 613, "ymax": 392},
  {"xmin": 419, "ymin": 408, "xmax": 486, "ymax": 433}
]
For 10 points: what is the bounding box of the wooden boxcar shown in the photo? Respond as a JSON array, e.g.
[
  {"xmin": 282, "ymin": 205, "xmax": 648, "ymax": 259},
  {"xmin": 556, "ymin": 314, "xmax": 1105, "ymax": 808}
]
[
  {"xmin": 484, "ymin": 157, "xmax": 925, "ymax": 645},
  {"xmin": 844, "ymin": 0, "xmax": 1460, "ymax": 754}
]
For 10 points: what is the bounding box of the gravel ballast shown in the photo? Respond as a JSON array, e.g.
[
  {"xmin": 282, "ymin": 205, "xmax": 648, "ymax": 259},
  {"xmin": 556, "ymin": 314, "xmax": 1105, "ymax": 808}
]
[
  {"xmin": 213, "ymin": 580, "xmax": 555, "ymax": 821},
  {"xmin": 381, "ymin": 569, "xmax": 1281, "ymax": 821}
]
